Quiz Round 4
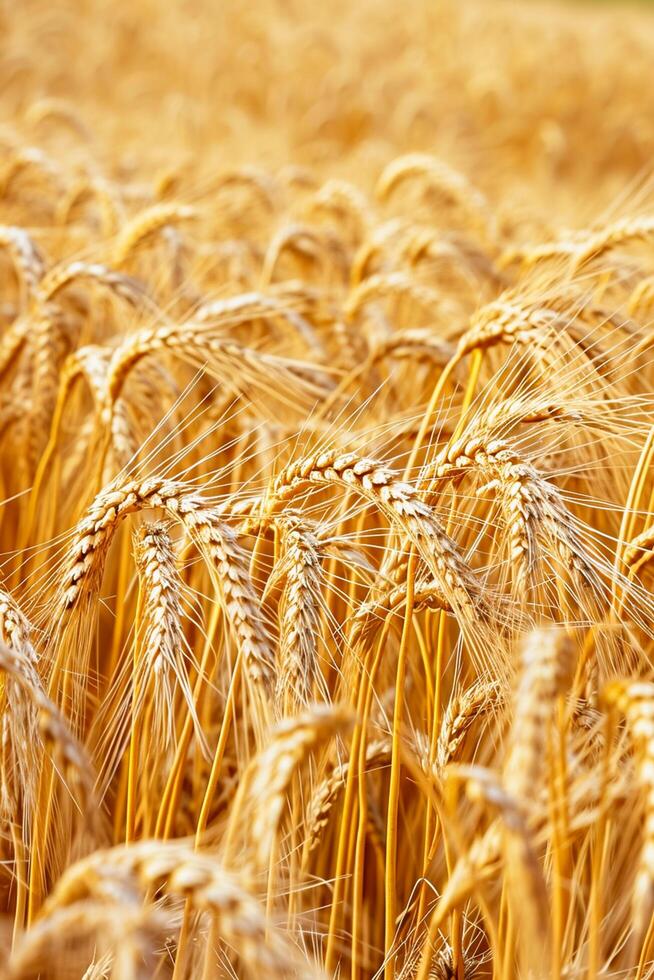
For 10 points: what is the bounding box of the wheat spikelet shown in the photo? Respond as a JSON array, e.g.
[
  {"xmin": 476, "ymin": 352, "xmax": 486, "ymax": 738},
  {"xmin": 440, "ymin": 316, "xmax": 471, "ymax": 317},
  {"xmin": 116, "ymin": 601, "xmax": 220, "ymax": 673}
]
[
  {"xmin": 212, "ymin": 166, "xmax": 279, "ymax": 213},
  {"xmin": 0, "ymin": 636, "xmax": 96, "ymax": 819},
  {"xmin": 426, "ymin": 429, "xmax": 597, "ymax": 595},
  {"xmin": 503, "ymin": 216, "xmax": 654, "ymax": 275},
  {"xmin": 436, "ymin": 680, "xmax": 501, "ymax": 771},
  {"xmin": 454, "ymin": 299, "xmax": 568, "ymax": 362},
  {"xmin": 276, "ymin": 519, "xmax": 324, "ymax": 715},
  {"xmin": 5, "ymin": 901, "xmax": 169, "ymax": 980},
  {"xmin": 504, "ymin": 628, "xmax": 574, "ymax": 805},
  {"xmin": 0, "ymin": 226, "xmax": 45, "ymax": 306},
  {"xmin": 28, "ymin": 303, "xmax": 74, "ymax": 471},
  {"xmin": 370, "ymin": 329, "xmax": 455, "ymax": 367},
  {"xmin": 573, "ymin": 216, "xmax": 654, "ymax": 269},
  {"xmin": 304, "ymin": 736, "xmax": 391, "ymax": 853},
  {"xmin": 349, "ymin": 217, "xmax": 410, "ymax": 285},
  {"xmin": 500, "ymin": 627, "xmax": 575, "ymax": 976},
  {"xmin": 59, "ymin": 478, "xmax": 275, "ymax": 689},
  {"xmin": 308, "ymin": 178, "xmax": 372, "ymax": 242},
  {"xmin": 349, "ymin": 577, "xmax": 451, "ymax": 646},
  {"xmin": 0, "ymin": 317, "xmax": 32, "ymax": 385},
  {"xmin": 628, "ymin": 275, "xmax": 654, "ymax": 319},
  {"xmin": 25, "ymin": 96, "xmax": 90, "ymax": 137},
  {"xmin": 62, "ymin": 345, "xmax": 113, "ymax": 405},
  {"xmin": 56, "ymin": 176, "xmax": 122, "ymax": 235},
  {"xmin": 623, "ymin": 524, "xmax": 654, "ymax": 575},
  {"xmin": 376, "ymin": 153, "xmax": 493, "ymax": 239},
  {"xmin": 103, "ymin": 320, "xmax": 330, "ymax": 419},
  {"xmin": 193, "ymin": 289, "xmax": 324, "ymax": 353},
  {"xmin": 268, "ymin": 449, "xmax": 485, "ymax": 618},
  {"xmin": 56, "ymin": 346, "xmax": 170, "ymax": 475},
  {"xmin": 39, "ymin": 261, "xmax": 146, "ymax": 307},
  {"xmin": 109, "ymin": 396, "xmax": 139, "ymax": 472},
  {"xmin": 56, "ymin": 479, "xmax": 232, "ymax": 612},
  {"xmin": 0, "ymin": 589, "xmax": 41, "ymax": 823},
  {"xmin": 0, "ymin": 147, "xmax": 61, "ymax": 200},
  {"xmin": 399, "ymin": 226, "xmax": 501, "ymax": 286},
  {"xmin": 182, "ymin": 511, "xmax": 276, "ymax": 690},
  {"xmin": 0, "ymin": 589, "xmax": 36, "ymax": 660},
  {"xmin": 603, "ymin": 681, "xmax": 654, "ymax": 952},
  {"xmin": 345, "ymin": 272, "xmax": 446, "ymax": 323},
  {"xmin": 132, "ymin": 522, "xmax": 188, "ymax": 751},
  {"xmin": 260, "ymin": 223, "xmax": 344, "ymax": 286},
  {"xmin": 421, "ymin": 820, "xmax": 503, "ymax": 939},
  {"xmin": 40, "ymin": 840, "xmax": 321, "ymax": 979},
  {"xmin": 498, "ymin": 233, "xmax": 585, "ymax": 270},
  {"xmin": 113, "ymin": 203, "xmax": 197, "ymax": 266},
  {"xmin": 228, "ymin": 704, "xmax": 352, "ymax": 871}
]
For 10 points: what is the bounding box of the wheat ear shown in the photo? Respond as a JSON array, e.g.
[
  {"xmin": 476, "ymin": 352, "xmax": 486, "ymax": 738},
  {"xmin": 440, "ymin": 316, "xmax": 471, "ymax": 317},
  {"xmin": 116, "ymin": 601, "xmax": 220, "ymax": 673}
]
[
  {"xmin": 227, "ymin": 704, "xmax": 352, "ymax": 871},
  {"xmin": 603, "ymin": 681, "xmax": 654, "ymax": 954},
  {"xmin": 40, "ymin": 840, "xmax": 322, "ymax": 980}
]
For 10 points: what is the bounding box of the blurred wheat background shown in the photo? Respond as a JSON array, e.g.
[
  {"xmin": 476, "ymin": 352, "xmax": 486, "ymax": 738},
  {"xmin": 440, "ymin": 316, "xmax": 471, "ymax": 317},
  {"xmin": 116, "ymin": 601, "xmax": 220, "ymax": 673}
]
[{"xmin": 2, "ymin": 0, "xmax": 654, "ymax": 977}]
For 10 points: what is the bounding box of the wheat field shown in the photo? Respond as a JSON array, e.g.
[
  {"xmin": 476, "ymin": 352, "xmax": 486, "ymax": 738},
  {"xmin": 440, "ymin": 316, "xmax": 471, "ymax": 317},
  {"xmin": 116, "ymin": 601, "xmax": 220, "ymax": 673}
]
[{"xmin": 4, "ymin": 0, "xmax": 654, "ymax": 977}]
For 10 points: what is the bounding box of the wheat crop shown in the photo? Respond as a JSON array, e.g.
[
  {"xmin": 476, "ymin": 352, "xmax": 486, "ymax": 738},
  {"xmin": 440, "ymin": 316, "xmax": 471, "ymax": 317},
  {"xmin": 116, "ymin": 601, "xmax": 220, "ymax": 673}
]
[{"xmin": 2, "ymin": 0, "xmax": 654, "ymax": 976}]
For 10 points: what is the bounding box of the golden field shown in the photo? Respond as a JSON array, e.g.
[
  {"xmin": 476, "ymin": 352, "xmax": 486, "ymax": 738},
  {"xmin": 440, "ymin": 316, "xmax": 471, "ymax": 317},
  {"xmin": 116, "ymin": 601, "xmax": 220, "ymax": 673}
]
[{"xmin": 3, "ymin": 0, "xmax": 654, "ymax": 976}]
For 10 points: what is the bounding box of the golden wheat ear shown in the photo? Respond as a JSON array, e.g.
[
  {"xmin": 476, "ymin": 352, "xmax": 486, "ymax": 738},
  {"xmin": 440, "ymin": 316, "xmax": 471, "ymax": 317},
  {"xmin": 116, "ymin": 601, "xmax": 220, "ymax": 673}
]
[{"xmin": 602, "ymin": 681, "xmax": 654, "ymax": 964}]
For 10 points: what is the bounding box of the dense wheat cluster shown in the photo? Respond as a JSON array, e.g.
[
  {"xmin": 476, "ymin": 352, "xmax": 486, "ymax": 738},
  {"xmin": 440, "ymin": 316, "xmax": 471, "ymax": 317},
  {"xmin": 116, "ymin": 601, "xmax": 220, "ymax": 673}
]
[{"xmin": 4, "ymin": 0, "xmax": 654, "ymax": 976}]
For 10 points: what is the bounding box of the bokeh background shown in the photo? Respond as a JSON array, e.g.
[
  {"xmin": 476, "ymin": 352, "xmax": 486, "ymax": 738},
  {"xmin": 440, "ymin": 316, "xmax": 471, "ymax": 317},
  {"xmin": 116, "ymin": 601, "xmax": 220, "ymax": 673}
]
[{"xmin": 2, "ymin": 0, "xmax": 654, "ymax": 228}]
